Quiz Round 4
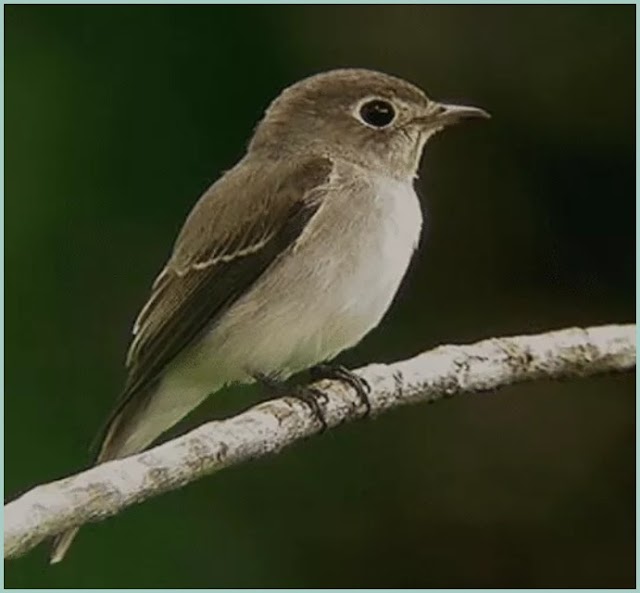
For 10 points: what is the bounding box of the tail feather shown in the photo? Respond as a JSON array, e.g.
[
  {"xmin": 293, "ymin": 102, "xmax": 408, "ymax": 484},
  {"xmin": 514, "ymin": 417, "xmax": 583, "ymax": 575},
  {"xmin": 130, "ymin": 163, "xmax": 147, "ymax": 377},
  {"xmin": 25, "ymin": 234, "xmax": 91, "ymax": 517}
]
[
  {"xmin": 48, "ymin": 381, "xmax": 210, "ymax": 563},
  {"xmin": 48, "ymin": 404, "xmax": 140, "ymax": 564},
  {"xmin": 50, "ymin": 528, "xmax": 80, "ymax": 565}
]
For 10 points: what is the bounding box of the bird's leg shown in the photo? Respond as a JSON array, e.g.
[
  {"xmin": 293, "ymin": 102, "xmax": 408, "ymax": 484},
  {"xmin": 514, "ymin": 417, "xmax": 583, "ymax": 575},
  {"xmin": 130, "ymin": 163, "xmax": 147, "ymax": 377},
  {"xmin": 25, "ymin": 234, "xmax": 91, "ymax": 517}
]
[
  {"xmin": 309, "ymin": 364, "xmax": 372, "ymax": 416},
  {"xmin": 253, "ymin": 372, "xmax": 328, "ymax": 431}
]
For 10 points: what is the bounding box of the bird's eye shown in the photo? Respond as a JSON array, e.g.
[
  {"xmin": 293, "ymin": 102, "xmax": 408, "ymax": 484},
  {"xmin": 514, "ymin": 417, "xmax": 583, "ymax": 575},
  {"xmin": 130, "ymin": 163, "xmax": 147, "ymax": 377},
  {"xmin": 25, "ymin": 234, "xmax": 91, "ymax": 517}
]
[{"xmin": 358, "ymin": 99, "xmax": 396, "ymax": 128}]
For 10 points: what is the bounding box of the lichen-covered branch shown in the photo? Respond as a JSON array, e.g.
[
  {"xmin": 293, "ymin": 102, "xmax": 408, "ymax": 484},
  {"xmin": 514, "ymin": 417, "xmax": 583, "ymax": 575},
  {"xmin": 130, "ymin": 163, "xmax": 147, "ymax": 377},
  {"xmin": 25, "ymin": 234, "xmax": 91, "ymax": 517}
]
[{"xmin": 4, "ymin": 324, "xmax": 635, "ymax": 560}]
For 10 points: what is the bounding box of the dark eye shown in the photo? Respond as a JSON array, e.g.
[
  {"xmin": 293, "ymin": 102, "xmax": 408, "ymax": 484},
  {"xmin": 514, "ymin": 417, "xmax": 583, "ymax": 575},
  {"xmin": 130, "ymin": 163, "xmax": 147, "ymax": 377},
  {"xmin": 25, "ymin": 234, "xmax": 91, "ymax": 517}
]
[{"xmin": 359, "ymin": 99, "xmax": 396, "ymax": 128}]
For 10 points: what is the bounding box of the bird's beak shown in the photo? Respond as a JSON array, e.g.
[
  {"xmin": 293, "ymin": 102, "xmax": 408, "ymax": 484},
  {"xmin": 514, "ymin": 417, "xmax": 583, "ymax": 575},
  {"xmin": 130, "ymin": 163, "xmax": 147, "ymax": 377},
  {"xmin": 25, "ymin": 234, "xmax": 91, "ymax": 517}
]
[
  {"xmin": 415, "ymin": 102, "xmax": 490, "ymax": 131},
  {"xmin": 433, "ymin": 102, "xmax": 491, "ymax": 126}
]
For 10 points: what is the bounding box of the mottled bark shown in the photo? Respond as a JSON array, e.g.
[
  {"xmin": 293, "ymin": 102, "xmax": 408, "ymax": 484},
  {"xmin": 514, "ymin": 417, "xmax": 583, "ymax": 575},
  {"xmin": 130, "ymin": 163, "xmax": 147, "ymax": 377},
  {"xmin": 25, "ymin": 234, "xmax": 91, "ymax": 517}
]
[{"xmin": 5, "ymin": 324, "xmax": 635, "ymax": 560}]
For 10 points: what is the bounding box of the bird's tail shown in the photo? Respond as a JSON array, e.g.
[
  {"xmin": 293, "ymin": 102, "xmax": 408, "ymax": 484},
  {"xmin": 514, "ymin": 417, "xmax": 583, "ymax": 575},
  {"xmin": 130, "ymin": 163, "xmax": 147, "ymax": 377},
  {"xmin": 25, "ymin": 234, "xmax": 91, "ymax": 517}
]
[
  {"xmin": 50, "ymin": 528, "xmax": 80, "ymax": 565},
  {"xmin": 49, "ymin": 381, "xmax": 212, "ymax": 564},
  {"xmin": 48, "ymin": 397, "xmax": 146, "ymax": 564}
]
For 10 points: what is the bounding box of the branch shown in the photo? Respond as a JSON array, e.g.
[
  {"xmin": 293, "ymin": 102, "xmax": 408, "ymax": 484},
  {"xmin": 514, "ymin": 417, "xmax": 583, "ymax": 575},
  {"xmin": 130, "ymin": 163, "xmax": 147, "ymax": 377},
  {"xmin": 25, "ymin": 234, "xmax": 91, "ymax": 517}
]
[{"xmin": 5, "ymin": 324, "xmax": 635, "ymax": 560}]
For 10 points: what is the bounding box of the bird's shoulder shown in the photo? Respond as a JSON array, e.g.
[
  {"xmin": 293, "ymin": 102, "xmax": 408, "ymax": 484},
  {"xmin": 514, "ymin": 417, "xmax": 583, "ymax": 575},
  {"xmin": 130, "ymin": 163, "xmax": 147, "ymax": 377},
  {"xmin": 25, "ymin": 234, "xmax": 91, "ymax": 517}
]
[
  {"xmin": 125, "ymin": 153, "xmax": 334, "ymax": 373},
  {"xmin": 168, "ymin": 154, "xmax": 335, "ymax": 274}
]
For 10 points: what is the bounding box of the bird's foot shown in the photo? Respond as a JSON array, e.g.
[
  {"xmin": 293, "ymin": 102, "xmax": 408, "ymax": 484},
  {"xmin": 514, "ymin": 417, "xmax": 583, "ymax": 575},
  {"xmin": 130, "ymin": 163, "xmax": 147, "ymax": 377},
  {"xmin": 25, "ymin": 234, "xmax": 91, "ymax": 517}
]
[
  {"xmin": 253, "ymin": 372, "xmax": 328, "ymax": 431},
  {"xmin": 290, "ymin": 385, "xmax": 329, "ymax": 431},
  {"xmin": 310, "ymin": 364, "xmax": 372, "ymax": 416}
]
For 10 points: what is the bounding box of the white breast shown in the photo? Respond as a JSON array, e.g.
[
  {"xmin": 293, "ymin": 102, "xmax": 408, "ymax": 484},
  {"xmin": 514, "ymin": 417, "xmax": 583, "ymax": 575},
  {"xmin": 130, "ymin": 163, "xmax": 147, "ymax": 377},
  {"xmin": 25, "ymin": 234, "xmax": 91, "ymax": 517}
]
[
  {"xmin": 139, "ymin": 174, "xmax": 423, "ymax": 454},
  {"xmin": 369, "ymin": 175, "xmax": 423, "ymax": 287},
  {"xmin": 331, "ymin": 175, "xmax": 423, "ymax": 342},
  {"xmin": 257, "ymin": 173, "xmax": 423, "ymax": 373},
  {"xmin": 180, "ymin": 173, "xmax": 422, "ymax": 381}
]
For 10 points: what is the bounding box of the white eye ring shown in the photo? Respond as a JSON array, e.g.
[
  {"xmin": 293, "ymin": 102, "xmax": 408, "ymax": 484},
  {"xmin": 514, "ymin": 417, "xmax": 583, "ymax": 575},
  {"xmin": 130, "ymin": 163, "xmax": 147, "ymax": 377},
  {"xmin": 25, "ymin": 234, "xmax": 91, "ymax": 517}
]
[{"xmin": 354, "ymin": 97, "xmax": 397, "ymax": 129}]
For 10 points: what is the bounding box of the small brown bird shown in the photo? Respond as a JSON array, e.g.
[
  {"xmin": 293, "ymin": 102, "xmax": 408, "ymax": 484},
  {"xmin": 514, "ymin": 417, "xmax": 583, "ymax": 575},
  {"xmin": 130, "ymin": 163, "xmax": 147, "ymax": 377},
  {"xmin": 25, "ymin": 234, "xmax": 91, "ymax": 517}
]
[{"xmin": 50, "ymin": 68, "xmax": 488, "ymax": 562}]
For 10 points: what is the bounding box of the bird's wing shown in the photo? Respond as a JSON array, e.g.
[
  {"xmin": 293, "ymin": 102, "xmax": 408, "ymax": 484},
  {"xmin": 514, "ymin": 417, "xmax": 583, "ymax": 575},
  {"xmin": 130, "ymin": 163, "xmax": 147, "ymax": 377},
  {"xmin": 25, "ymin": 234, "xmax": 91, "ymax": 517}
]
[
  {"xmin": 116, "ymin": 155, "xmax": 333, "ymax": 418},
  {"xmin": 56, "ymin": 157, "xmax": 333, "ymax": 566}
]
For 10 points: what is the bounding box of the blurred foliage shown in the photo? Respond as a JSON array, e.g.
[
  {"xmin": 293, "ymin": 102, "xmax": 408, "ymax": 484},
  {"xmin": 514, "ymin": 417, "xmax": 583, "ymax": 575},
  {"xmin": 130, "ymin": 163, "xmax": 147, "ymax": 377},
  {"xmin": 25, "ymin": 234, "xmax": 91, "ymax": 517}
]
[{"xmin": 5, "ymin": 5, "xmax": 634, "ymax": 588}]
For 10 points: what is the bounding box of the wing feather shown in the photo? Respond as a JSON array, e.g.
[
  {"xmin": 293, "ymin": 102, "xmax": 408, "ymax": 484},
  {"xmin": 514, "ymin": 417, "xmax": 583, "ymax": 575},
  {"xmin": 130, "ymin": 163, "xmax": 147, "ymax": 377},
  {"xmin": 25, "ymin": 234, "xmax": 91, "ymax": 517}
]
[{"xmin": 110, "ymin": 155, "xmax": 333, "ymax": 424}]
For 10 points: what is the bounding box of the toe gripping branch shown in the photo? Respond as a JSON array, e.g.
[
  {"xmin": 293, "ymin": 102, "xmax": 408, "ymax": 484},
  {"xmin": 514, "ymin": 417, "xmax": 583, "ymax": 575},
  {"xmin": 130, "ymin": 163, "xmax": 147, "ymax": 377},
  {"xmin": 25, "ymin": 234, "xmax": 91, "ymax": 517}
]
[
  {"xmin": 310, "ymin": 364, "xmax": 372, "ymax": 417},
  {"xmin": 255, "ymin": 365, "xmax": 372, "ymax": 431}
]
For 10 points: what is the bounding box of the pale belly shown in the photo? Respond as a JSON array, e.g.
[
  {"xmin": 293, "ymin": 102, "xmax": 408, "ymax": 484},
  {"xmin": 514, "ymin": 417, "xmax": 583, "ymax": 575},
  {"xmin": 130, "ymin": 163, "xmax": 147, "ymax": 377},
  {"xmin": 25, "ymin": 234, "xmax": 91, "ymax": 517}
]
[
  {"xmin": 199, "ymin": 173, "xmax": 423, "ymax": 380},
  {"xmin": 120, "ymin": 174, "xmax": 423, "ymax": 455}
]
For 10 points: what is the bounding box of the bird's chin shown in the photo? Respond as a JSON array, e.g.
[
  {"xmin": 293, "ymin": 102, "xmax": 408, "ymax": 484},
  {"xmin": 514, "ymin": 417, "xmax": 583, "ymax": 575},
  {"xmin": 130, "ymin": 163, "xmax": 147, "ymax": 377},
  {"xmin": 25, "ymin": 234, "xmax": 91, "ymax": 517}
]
[{"xmin": 420, "ymin": 126, "xmax": 444, "ymax": 145}]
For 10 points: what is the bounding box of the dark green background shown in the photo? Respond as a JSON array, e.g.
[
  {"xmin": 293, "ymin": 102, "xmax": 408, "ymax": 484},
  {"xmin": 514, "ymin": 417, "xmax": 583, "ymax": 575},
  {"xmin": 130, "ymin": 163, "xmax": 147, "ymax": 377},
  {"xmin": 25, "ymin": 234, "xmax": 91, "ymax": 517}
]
[{"xmin": 5, "ymin": 5, "xmax": 635, "ymax": 588}]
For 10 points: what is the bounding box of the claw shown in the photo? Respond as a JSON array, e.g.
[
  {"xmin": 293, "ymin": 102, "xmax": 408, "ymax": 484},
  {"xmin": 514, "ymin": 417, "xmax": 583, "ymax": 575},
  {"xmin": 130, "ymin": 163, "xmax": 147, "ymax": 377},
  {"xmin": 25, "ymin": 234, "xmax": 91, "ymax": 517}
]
[
  {"xmin": 311, "ymin": 364, "xmax": 372, "ymax": 416},
  {"xmin": 290, "ymin": 386, "xmax": 328, "ymax": 430},
  {"xmin": 253, "ymin": 372, "xmax": 328, "ymax": 430}
]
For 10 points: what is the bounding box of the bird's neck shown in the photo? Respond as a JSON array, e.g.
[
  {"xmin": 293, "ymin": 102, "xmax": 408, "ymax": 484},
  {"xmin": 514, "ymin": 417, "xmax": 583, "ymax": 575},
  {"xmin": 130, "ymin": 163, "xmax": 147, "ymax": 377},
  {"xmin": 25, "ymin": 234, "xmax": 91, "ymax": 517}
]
[{"xmin": 248, "ymin": 139, "xmax": 419, "ymax": 183}]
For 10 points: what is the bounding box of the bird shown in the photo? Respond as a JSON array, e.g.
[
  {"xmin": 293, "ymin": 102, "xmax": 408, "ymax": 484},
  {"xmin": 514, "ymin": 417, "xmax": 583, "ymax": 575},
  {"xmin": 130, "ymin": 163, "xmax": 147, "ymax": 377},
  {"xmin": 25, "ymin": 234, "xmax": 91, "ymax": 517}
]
[{"xmin": 50, "ymin": 68, "xmax": 488, "ymax": 563}]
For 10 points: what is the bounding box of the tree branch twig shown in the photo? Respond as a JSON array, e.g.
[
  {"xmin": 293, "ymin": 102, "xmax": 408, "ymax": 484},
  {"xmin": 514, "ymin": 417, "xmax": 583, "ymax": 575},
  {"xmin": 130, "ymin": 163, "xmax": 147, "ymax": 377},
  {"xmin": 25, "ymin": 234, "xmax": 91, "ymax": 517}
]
[{"xmin": 4, "ymin": 324, "xmax": 635, "ymax": 560}]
